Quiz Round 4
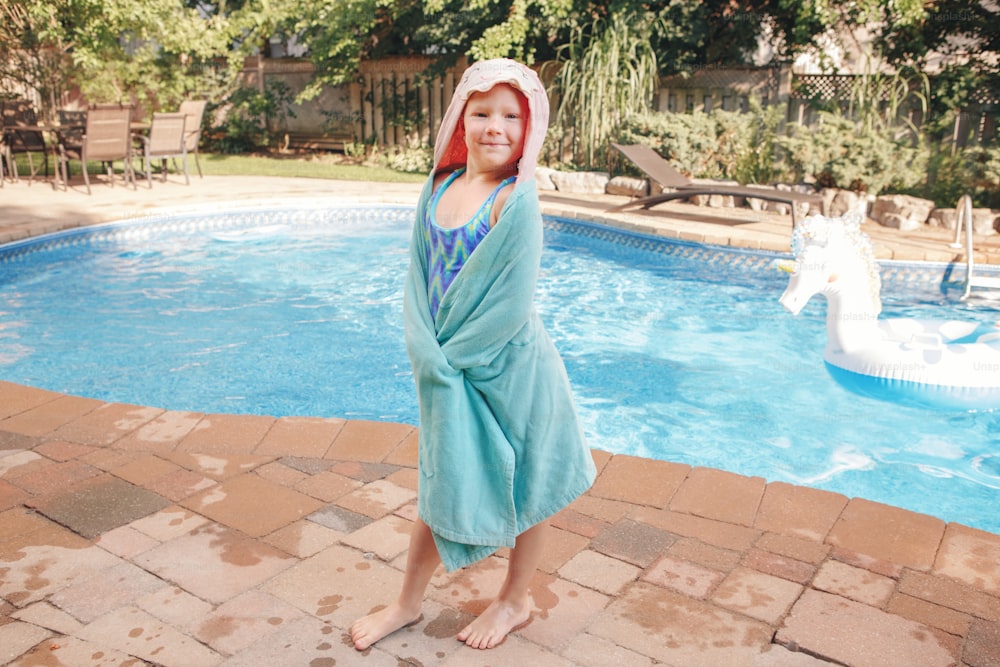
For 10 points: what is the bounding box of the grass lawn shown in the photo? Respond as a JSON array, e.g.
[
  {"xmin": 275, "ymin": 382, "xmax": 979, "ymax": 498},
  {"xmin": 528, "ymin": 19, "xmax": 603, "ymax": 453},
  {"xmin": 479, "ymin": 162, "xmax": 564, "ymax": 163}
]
[{"xmin": 4, "ymin": 150, "xmax": 428, "ymax": 183}]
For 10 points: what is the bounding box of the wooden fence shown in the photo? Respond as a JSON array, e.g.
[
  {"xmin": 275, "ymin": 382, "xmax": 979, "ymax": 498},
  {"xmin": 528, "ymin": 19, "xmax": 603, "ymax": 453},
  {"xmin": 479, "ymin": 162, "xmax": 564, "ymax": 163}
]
[{"xmin": 249, "ymin": 57, "xmax": 996, "ymax": 151}]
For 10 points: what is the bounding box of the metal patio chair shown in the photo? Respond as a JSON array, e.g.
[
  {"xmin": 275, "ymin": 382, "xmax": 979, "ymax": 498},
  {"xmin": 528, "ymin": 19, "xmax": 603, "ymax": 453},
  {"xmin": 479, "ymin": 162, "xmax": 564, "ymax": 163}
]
[
  {"xmin": 57, "ymin": 105, "xmax": 136, "ymax": 194},
  {"xmin": 2, "ymin": 99, "xmax": 50, "ymax": 184},
  {"xmin": 138, "ymin": 112, "xmax": 190, "ymax": 186},
  {"xmin": 179, "ymin": 100, "xmax": 207, "ymax": 178}
]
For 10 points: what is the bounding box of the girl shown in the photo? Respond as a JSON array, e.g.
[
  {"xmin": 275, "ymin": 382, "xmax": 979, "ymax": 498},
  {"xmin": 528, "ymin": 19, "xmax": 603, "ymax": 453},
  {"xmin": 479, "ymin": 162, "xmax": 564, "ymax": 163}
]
[{"xmin": 350, "ymin": 58, "xmax": 596, "ymax": 651}]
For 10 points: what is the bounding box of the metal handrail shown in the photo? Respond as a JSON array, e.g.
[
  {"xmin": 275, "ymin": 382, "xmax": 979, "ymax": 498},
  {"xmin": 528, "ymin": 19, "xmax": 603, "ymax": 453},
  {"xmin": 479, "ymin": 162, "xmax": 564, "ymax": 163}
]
[{"xmin": 948, "ymin": 194, "xmax": 975, "ymax": 300}]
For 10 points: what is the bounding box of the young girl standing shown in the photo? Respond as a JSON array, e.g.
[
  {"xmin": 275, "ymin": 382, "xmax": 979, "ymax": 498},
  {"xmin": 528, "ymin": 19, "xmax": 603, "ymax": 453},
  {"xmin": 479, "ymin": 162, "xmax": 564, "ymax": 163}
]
[{"xmin": 350, "ymin": 58, "xmax": 596, "ymax": 651}]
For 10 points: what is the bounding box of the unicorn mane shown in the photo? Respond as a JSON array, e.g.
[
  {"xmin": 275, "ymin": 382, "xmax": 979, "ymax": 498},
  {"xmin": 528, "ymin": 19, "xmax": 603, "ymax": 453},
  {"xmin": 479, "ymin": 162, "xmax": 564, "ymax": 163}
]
[{"xmin": 791, "ymin": 212, "xmax": 882, "ymax": 315}]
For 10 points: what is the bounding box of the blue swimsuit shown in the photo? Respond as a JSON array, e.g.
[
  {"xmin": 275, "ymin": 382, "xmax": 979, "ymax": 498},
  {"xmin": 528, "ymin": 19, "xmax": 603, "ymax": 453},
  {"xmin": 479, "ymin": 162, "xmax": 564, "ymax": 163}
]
[{"xmin": 424, "ymin": 168, "xmax": 516, "ymax": 319}]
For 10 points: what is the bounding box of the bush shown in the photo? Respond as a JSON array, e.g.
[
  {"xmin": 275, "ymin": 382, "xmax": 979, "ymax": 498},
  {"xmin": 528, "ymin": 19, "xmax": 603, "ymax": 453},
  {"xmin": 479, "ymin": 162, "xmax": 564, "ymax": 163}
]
[
  {"xmin": 615, "ymin": 101, "xmax": 782, "ymax": 184},
  {"xmin": 776, "ymin": 112, "xmax": 929, "ymax": 195},
  {"xmin": 915, "ymin": 143, "xmax": 1000, "ymax": 208},
  {"xmin": 203, "ymin": 80, "xmax": 296, "ymax": 154}
]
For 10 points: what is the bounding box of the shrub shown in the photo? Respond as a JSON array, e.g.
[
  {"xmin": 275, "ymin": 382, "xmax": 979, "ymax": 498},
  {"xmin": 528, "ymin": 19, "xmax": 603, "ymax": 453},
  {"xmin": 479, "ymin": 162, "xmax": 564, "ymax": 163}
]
[
  {"xmin": 615, "ymin": 101, "xmax": 782, "ymax": 184},
  {"xmin": 776, "ymin": 112, "xmax": 929, "ymax": 195}
]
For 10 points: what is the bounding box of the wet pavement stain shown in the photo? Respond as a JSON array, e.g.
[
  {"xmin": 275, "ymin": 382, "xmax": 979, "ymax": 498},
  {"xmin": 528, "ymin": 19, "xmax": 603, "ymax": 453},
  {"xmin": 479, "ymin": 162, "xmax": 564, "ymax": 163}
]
[
  {"xmin": 423, "ymin": 608, "xmax": 467, "ymax": 639},
  {"xmin": 316, "ymin": 593, "xmax": 343, "ymax": 616}
]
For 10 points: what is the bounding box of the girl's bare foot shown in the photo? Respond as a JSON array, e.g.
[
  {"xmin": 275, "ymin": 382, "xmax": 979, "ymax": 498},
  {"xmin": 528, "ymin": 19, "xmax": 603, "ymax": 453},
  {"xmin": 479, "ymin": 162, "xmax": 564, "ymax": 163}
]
[
  {"xmin": 350, "ymin": 603, "xmax": 422, "ymax": 650},
  {"xmin": 457, "ymin": 598, "xmax": 531, "ymax": 649}
]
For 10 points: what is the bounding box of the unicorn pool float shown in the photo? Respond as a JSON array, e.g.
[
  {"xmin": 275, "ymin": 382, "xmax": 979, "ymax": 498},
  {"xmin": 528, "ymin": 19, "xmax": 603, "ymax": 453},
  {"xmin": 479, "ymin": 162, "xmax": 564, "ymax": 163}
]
[{"xmin": 777, "ymin": 212, "xmax": 1000, "ymax": 411}]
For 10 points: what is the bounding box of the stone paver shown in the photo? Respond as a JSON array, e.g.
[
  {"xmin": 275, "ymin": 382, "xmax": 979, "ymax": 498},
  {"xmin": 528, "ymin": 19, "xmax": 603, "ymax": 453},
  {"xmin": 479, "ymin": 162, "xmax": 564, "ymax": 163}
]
[{"xmin": 1, "ymin": 178, "xmax": 999, "ymax": 666}]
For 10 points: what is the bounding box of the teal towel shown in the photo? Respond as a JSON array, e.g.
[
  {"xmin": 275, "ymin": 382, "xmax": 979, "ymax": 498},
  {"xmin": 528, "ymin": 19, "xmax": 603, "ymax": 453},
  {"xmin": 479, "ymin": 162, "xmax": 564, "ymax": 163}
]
[{"xmin": 404, "ymin": 177, "xmax": 597, "ymax": 571}]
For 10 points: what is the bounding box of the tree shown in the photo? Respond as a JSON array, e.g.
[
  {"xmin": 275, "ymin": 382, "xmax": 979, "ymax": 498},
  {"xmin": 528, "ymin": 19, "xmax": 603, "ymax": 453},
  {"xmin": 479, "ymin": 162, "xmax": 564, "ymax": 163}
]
[{"xmin": 0, "ymin": 0, "xmax": 240, "ymax": 121}]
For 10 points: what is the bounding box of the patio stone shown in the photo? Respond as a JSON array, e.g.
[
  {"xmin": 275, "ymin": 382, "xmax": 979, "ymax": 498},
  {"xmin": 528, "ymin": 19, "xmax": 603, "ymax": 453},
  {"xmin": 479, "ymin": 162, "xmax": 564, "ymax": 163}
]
[
  {"xmin": 559, "ymin": 549, "xmax": 641, "ymax": 595},
  {"xmin": 669, "ymin": 466, "xmax": 766, "ymax": 526},
  {"xmin": 134, "ymin": 523, "xmax": 295, "ymax": 604},
  {"xmin": 642, "ymin": 554, "xmax": 723, "ymax": 598},
  {"xmin": 590, "ymin": 581, "xmax": 774, "ymax": 664},
  {"xmin": 32, "ymin": 440, "xmax": 96, "ymax": 461},
  {"xmin": 180, "ymin": 473, "xmax": 323, "ymax": 537},
  {"xmin": 0, "ymin": 380, "xmax": 61, "ymax": 420},
  {"xmin": 561, "ymin": 633, "xmax": 657, "ymax": 667},
  {"xmin": 129, "ymin": 505, "xmax": 210, "ymax": 541},
  {"xmin": 324, "ymin": 419, "xmax": 414, "ymax": 462},
  {"xmin": 78, "ymin": 605, "xmax": 223, "ymax": 666},
  {"xmin": 811, "ymin": 559, "xmax": 896, "ymax": 606},
  {"xmin": 50, "ymin": 402, "xmax": 162, "ymax": 446},
  {"xmin": 217, "ymin": 616, "xmax": 356, "ymax": 667},
  {"xmin": 29, "ymin": 474, "xmax": 171, "ymax": 539},
  {"xmin": 0, "ymin": 394, "xmax": 102, "ymax": 437},
  {"xmin": 933, "ymin": 522, "xmax": 1000, "ymax": 596},
  {"xmin": 964, "ymin": 618, "xmax": 1000, "ymax": 667},
  {"xmin": 306, "ymin": 504, "xmax": 372, "ymax": 533},
  {"xmin": 334, "ymin": 478, "xmax": 417, "ymax": 519},
  {"xmin": 10, "ymin": 600, "xmax": 84, "ymax": 635},
  {"xmin": 588, "ymin": 454, "xmax": 688, "ymax": 507},
  {"xmin": 176, "ymin": 413, "xmax": 275, "ymax": 454},
  {"xmin": 264, "ymin": 544, "xmax": 404, "ymax": 628},
  {"xmin": 742, "ymin": 547, "xmax": 816, "ymax": 584},
  {"xmin": 194, "ymin": 589, "xmax": 306, "ymax": 656},
  {"xmin": 776, "ymin": 589, "xmax": 958, "ymax": 667},
  {"xmin": 138, "ymin": 585, "xmax": 214, "ymax": 633},
  {"xmin": 712, "ymin": 566, "xmax": 803, "ymax": 624},
  {"xmin": 254, "ymin": 415, "xmax": 344, "ymax": 458},
  {"xmin": 0, "ymin": 621, "xmax": 52, "ymax": 664},
  {"xmin": 827, "ymin": 498, "xmax": 945, "ymax": 571},
  {"xmin": 12, "ymin": 459, "xmax": 102, "ymax": 496},
  {"xmin": 264, "ymin": 519, "xmax": 342, "ymax": 558},
  {"xmin": 167, "ymin": 451, "xmax": 273, "ymax": 480},
  {"xmin": 114, "ymin": 410, "xmax": 204, "ymax": 454},
  {"xmin": 339, "ymin": 513, "xmax": 412, "ymax": 562},
  {"xmin": 886, "ymin": 592, "xmax": 972, "ymax": 637},
  {"xmin": 631, "ymin": 505, "xmax": 760, "ymax": 552},
  {"xmin": 755, "ymin": 481, "xmax": 847, "ymax": 541},
  {"xmin": 898, "ymin": 570, "xmax": 1000, "ymax": 622},
  {"xmin": 590, "ymin": 518, "xmax": 676, "ymax": 568},
  {"xmin": 7, "ymin": 636, "xmax": 138, "ymax": 667},
  {"xmin": 48, "ymin": 560, "xmax": 165, "ymax": 622}
]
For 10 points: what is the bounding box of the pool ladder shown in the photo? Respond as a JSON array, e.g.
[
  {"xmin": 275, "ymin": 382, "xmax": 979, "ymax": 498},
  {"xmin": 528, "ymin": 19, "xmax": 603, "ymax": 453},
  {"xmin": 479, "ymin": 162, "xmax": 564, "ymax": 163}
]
[{"xmin": 949, "ymin": 194, "xmax": 1000, "ymax": 300}]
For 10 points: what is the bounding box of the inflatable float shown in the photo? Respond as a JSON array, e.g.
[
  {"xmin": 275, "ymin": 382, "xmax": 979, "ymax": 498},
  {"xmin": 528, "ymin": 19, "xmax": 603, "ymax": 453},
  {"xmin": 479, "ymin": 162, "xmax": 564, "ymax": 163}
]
[{"xmin": 777, "ymin": 212, "xmax": 1000, "ymax": 411}]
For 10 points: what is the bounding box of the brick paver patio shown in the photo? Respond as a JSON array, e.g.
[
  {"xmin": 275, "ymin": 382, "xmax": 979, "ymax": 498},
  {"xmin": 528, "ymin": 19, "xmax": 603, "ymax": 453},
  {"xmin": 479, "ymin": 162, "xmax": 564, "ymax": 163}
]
[{"xmin": 1, "ymin": 175, "xmax": 998, "ymax": 666}]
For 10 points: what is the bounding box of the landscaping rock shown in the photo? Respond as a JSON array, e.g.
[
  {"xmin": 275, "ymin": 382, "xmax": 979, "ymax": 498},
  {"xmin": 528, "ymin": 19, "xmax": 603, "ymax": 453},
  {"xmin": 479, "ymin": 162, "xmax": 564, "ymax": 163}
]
[
  {"xmin": 535, "ymin": 166, "xmax": 557, "ymax": 191},
  {"xmin": 606, "ymin": 175, "xmax": 648, "ymax": 197},
  {"xmin": 824, "ymin": 188, "xmax": 866, "ymax": 218},
  {"xmin": 549, "ymin": 170, "xmax": 610, "ymax": 194},
  {"xmin": 870, "ymin": 194, "xmax": 935, "ymax": 229},
  {"xmin": 926, "ymin": 207, "xmax": 999, "ymax": 235},
  {"xmin": 688, "ymin": 178, "xmax": 742, "ymax": 208}
]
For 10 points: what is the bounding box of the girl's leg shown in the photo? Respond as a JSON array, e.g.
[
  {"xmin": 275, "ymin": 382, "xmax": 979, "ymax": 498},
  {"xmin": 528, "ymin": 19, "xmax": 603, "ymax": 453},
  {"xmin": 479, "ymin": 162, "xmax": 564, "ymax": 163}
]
[
  {"xmin": 457, "ymin": 520, "xmax": 548, "ymax": 649},
  {"xmin": 350, "ymin": 517, "xmax": 441, "ymax": 650}
]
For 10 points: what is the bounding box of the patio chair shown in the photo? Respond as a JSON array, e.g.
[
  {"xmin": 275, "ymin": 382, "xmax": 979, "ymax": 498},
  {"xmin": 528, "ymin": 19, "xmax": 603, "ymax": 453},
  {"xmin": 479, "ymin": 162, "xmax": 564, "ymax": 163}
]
[
  {"xmin": 57, "ymin": 105, "xmax": 136, "ymax": 194},
  {"xmin": 2, "ymin": 99, "xmax": 49, "ymax": 184},
  {"xmin": 607, "ymin": 143, "xmax": 824, "ymax": 227},
  {"xmin": 138, "ymin": 112, "xmax": 190, "ymax": 186},
  {"xmin": 179, "ymin": 100, "xmax": 207, "ymax": 178}
]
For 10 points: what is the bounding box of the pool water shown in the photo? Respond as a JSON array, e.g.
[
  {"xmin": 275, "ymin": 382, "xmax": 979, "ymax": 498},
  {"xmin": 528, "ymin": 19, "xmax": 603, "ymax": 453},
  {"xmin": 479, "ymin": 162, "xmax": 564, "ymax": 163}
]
[{"xmin": 1, "ymin": 205, "xmax": 999, "ymax": 534}]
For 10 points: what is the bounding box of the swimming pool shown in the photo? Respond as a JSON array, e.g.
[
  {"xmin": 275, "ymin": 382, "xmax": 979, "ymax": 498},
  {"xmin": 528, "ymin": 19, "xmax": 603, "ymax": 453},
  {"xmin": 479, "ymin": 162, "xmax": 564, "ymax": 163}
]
[{"xmin": 1, "ymin": 204, "xmax": 998, "ymax": 534}]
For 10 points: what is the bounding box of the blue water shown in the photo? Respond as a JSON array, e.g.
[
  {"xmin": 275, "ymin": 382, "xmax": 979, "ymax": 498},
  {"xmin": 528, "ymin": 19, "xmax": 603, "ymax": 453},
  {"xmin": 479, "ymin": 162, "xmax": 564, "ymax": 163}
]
[{"xmin": 1, "ymin": 205, "xmax": 999, "ymax": 534}]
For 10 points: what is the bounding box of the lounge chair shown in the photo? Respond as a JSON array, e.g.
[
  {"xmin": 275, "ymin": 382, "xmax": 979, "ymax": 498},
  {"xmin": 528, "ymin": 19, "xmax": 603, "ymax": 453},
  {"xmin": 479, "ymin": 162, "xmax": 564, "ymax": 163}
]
[
  {"xmin": 138, "ymin": 112, "xmax": 190, "ymax": 186},
  {"xmin": 607, "ymin": 143, "xmax": 823, "ymax": 226},
  {"xmin": 178, "ymin": 100, "xmax": 207, "ymax": 178},
  {"xmin": 56, "ymin": 105, "xmax": 136, "ymax": 194}
]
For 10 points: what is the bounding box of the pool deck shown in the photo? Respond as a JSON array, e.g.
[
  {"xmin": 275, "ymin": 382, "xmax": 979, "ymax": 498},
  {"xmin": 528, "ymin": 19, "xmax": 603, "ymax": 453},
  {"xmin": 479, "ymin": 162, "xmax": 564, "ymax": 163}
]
[{"xmin": 1, "ymin": 175, "xmax": 999, "ymax": 666}]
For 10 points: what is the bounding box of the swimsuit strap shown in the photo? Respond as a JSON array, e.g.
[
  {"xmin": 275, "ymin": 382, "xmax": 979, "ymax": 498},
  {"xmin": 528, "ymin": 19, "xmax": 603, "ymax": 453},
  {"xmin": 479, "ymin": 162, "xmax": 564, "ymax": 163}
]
[{"xmin": 430, "ymin": 168, "xmax": 516, "ymax": 230}]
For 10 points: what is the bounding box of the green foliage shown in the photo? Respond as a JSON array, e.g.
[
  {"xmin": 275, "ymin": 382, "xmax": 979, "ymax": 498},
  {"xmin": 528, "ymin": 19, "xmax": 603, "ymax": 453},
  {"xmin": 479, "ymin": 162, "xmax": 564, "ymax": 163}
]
[
  {"xmin": 554, "ymin": 8, "xmax": 663, "ymax": 169},
  {"xmin": 777, "ymin": 113, "xmax": 929, "ymax": 194},
  {"xmin": 0, "ymin": 0, "xmax": 241, "ymax": 121},
  {"xmin": 204, "ymin": 80, "xmax": 297, "ymax": 153},
  {"xmin": 615, "ymin": 101, "xmax": 782, "ymax": 184}
]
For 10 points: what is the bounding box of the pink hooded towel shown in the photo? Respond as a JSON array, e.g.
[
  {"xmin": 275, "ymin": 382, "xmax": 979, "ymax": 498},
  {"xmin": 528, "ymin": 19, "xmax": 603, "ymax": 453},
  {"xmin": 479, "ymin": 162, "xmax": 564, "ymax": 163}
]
[{"xmin": 432, "ymin": 58, "xmax": 550, "ymax": 182}]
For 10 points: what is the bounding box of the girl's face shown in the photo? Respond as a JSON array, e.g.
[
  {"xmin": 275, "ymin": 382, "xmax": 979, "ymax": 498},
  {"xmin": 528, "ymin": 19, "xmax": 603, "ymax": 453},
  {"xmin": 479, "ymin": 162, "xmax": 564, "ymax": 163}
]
[{"xmin": 461, "ymin": 83, "xmax": 528, "ymax": 174}]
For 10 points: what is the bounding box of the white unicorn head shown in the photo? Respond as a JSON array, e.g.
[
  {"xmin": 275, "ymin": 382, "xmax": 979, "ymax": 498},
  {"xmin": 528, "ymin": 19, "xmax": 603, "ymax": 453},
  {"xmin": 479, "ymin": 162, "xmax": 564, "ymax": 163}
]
[{"xmin": 778, "ymin": 212, "xmax": 883, "ymax": 354}]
